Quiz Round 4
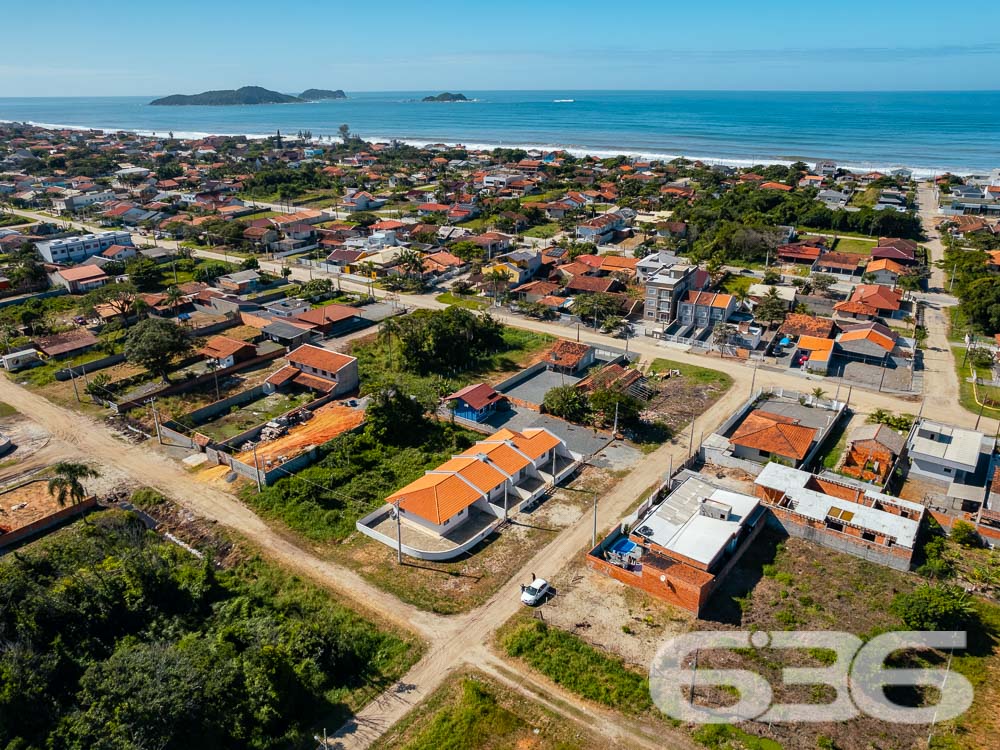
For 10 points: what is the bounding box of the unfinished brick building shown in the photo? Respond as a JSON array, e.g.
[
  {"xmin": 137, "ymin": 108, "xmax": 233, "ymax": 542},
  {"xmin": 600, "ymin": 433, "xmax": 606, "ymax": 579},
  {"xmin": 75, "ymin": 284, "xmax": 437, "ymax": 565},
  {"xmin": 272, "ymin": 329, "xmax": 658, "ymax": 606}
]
[{"xmin": 754, "ymin": 462, "xmax": 924, "ymax": 571}]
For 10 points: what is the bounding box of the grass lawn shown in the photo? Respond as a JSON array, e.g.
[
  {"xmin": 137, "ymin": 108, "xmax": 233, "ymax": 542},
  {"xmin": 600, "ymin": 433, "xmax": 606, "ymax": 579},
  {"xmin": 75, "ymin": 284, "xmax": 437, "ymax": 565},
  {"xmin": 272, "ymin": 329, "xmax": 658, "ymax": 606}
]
[
  {"xmin": 243, "ymin": 421, "xmax": 483, "ymax": 543},
  {"xmin": 649, "ymin": 358, "xmax": 733, "ymax": 389},
  {"xmin": 520, "ymin": 189, "xmax": 566, "ymax": 205},
  {"xmin": 722, "ymin": 275, "xmax": 752, "ymax": 296},
  {"xmin": 833, "ymin": 236, "xmax": 877, "ymax": 255},
  {"xmin": 812, "ymin": 412, "xmax": 850, "ymax": 471},
  {"xmin": 371, "ymin": 671, "xmax": 603, "ymax": 750},
  {"xmin": 454, "ymin": 216, "xmax": 491, "ymax": 232},
  {"xmin": 947, "ymin": 304, "xmax": 976, "ymax": 342},
  {"xmin": 0, "ymin": 401, "xmax": 17, "ymax": 418},
  {"xmin": 435, "ymin": 292, "xmax": 487, "ymax": 310},
  {"xmin": 523, "ymin": 222, "xmax": 561, "ymax": 239},
  {"xmin": 951, "ymin": 345, "xmax": 1000, "ymax": 415},
  {"xmin": 0, "ymin": 213, "xmax": 30, "ymax": 228}
]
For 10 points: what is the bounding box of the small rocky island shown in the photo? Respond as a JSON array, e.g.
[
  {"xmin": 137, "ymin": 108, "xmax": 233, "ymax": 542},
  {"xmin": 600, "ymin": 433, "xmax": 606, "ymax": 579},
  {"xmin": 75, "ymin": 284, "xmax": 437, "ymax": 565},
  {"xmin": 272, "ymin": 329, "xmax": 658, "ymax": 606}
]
[
  {"xmin": 150, "ymin": 86, "xmax": 304, "ymax": 106},
  {"xmin": 422, "ymin": 92, "xmax": 468, "ymax": 102},
  {"xmin": 300, "ymin": 89, "xmax": 347, "ymax": 101}
]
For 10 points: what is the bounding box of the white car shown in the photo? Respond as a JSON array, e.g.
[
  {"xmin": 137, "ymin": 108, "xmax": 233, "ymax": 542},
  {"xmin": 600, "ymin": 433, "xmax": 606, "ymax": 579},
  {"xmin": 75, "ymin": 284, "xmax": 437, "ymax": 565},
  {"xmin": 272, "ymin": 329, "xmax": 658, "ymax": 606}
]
[{"xmin": 520, "ymin": 578, "xmax": 550, "ymax": 606}]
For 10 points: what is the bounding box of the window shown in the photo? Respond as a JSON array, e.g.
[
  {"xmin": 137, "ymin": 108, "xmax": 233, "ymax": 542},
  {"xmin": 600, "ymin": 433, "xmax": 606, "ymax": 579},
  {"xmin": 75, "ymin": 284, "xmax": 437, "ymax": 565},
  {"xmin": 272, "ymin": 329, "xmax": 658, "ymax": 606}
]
[{"xmin": 861, "ymin": 531, "xmax": 876, "ymax": 542}]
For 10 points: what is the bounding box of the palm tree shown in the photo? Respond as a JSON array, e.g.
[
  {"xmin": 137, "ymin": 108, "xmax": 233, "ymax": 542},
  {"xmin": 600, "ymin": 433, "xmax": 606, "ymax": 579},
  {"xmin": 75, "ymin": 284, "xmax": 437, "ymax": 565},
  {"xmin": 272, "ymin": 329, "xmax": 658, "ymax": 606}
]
[
  {"xmin": 47, "ymin": 462, "xmax": 100, "ymax": 511},
  {"xmin": 811, "ymin": 387, "xmax": 827, "ymax": 400},
  {"xmin": 164, "ymin": 285, "xmax": 184, "ymax": 316},
  {"xmin": 484, "ymin": 268, "xmax": 509, "ymax": 306},
  {"xmin": 360, "ymin": 260, "xmax": 377, "ymax": 298},
  {"xmin": 396, "ymin": 248, "xmax": 425, "ymax": 280}
]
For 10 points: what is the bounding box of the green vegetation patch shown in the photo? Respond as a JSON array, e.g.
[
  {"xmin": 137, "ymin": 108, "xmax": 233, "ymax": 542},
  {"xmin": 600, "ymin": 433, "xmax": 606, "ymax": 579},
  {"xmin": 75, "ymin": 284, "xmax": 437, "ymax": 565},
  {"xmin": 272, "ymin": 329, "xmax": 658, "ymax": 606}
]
[
  {"xmin": 649, "ymin": 357, "xmax": 733, "ymax": 389},
  {"xmin": 0, "ymin": 510, "xmax": 418, "ymax": 750},
  {"xmin": 0, "ymin": 401, "xmax": 17, "ymax": 417},
  {"xmin": 501, "ymin": 619, "xmax": 651, "ymax": 713}
]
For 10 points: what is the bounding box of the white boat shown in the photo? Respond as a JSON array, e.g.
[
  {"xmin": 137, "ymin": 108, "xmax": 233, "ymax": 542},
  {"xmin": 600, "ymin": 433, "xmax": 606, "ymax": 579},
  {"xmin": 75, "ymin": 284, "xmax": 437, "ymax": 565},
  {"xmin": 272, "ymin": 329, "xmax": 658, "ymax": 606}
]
[{"xmin": 552, "ymin": 99, "xmax": 575, "ymax": 103}]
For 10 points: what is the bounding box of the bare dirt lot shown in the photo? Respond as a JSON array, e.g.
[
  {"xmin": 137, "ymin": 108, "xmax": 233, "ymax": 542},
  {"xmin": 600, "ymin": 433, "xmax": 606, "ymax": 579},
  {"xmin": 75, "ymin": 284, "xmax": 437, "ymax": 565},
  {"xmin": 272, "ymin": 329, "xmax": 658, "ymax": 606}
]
[
  {"xmin": 541, "ymin": 550, "xmax": 694, "ymax": 667},
  {"xmin": 0, "ymin": 479, "xmax": 68, "ymax": 533},
  {"xmin": 233, "ymin": 401, "xmax": 365, "ymax": 464}
]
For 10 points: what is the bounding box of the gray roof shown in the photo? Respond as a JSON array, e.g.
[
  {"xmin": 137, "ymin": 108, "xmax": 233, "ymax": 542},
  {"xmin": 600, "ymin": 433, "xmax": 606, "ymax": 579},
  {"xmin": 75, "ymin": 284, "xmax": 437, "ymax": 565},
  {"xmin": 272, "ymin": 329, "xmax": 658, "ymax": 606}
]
[
  {"xmin": 262, "ymin": 320, "xmax": 312, "ymax": 338},
  {"xmin": 848, "ymin": 423, "xmax": 906, "ymax": 456},
  {"xmin": 219, "ymin": 269, "xmax": 260, "ymax": 283}
]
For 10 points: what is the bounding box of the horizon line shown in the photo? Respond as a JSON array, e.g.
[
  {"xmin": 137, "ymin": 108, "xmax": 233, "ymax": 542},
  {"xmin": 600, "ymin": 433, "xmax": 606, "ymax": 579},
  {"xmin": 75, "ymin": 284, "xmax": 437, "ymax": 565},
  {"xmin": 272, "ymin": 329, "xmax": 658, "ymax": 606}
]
[{"xmin": 3, "ymin": 87, "xmax": 1000, "ymax": 99}]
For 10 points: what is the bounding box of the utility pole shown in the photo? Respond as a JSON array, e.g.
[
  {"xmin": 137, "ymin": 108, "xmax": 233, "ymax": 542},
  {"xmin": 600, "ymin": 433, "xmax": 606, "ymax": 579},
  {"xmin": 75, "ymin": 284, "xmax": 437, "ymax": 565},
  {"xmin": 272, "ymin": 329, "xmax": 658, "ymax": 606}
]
[
  {"xmin": 503, "ymin": 484, "xmax": 508, "ymax": 522},
  {"xmin": 69, "ymin": 366, "xmax": 81, "ymax": 403},
  {"xmin": 150, "ymin": 400, "xmax": 162, "ymax": 444},
  {"xmin": 592, "ymin": 494, "xmax": 598, "ymax": 548},
  {"xmin": 252, "ymin": 443, "xmax": 263, "ymax": 492},
  {"xmin": 612, "ymin": 400, "xmax": 620, "ymax": 437},
  {"xmin": 688, "ymin": 418, "xmax": 695, "ymax": 457}
]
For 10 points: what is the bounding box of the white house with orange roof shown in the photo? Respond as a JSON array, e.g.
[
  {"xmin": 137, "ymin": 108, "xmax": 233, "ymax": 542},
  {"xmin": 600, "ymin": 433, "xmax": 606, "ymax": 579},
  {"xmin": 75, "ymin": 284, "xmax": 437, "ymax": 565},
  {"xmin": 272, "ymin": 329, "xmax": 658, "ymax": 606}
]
[
  {"xmin": 381, "ymin": 427, "xmax": 574, "ymax": 536},
  {"xmin": 677, "ymin": 291, "xmax": 736, "ymax": 328}
]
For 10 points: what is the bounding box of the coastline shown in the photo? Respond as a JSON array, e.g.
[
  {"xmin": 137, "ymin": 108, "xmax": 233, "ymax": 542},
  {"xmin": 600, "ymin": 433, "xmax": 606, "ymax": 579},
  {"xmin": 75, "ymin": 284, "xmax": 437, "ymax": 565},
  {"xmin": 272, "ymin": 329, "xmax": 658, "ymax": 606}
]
[{"xmin": 0, "ymin": 116, "xmax": 979, "ymax": 179}]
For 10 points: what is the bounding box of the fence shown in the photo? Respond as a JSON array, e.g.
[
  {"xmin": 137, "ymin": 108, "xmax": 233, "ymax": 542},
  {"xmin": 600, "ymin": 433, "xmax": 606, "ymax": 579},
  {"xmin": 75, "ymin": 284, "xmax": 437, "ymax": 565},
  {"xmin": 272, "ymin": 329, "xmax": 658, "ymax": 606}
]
[
  {"xmin": 0, "ymin": 492, "xmax": 98, "ymax": 551},
  {"xmin": 55, "ymin": 353, "xmax": 126, "ymax": 381},
  {"xmin": 354, "ymin": 457, "xmax": 580, "ymax": 561},
  {"xmin": 0, "ymin": 288, "xmax": 68, "ymax": 310}
]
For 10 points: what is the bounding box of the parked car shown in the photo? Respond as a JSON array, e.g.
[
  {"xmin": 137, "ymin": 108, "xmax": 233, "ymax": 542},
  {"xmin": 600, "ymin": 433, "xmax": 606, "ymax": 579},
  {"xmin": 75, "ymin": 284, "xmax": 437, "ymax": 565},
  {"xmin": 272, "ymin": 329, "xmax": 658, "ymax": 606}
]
[{"xmin": 520, "ymin": 578, "xmax": 550, "ymax": 606}]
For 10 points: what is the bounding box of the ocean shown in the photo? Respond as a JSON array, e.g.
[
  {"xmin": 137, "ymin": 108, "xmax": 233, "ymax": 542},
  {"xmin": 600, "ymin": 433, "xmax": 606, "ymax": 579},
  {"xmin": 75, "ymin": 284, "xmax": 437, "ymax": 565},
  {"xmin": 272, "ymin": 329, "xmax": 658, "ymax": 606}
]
[{"xmin": 1, "ymin": 90, "xmax": 998, "ymax": 177}]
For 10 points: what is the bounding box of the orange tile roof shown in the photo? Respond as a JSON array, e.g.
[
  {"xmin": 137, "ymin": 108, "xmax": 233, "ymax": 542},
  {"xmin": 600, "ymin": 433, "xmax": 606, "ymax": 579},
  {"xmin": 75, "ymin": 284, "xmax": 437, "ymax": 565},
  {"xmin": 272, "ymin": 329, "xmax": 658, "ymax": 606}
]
[
  {"xmin": 494, "ymin": 427, "xmax": 562, "ymax": 460},
  {"xmin": 458, "ymin": 440, "xmax": 531, "ymax": 476},
  {"xmin": 286, "ymin": 344, "xmax": 355, "ymax": 373},
  {"xmin": 437, "ymin": 457, "xmax": 508, "ymax": 494},
  {"xmin": 838, "ymin": 326, "xmax": 896, "ymax": 352},
  {"xmin": 731, "ymin": 410, "xmax": 817, "ymax": 461},
  {"xmin": 796, "ymin": 335, "xmax": 835, "ymax": 362},
  {"xmin": 386, "ymin": 472, "xmax": 484, "ymax": 526},
  {"xmin": 866, "ymin": 258, "xmax": 906, "ymax": 274},
  {"xmin": 57, "ymin": 265, "xmax": 107, "ymax": 282},
  {"xmin": 199, "ymin": 335, "xmax": 253, "ymax": 360}
]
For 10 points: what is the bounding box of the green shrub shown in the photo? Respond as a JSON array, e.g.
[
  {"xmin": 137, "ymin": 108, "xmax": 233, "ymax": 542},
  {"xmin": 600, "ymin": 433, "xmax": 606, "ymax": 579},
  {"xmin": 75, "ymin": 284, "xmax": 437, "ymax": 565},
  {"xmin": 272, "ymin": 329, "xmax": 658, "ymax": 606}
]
[
  {"xmin": 502, "ymin": 621, "xmax": 650, "ymax": 713},
  {"xmin": 950, "ymin": 520, "xmax": 982, "ymax": 548},
  {"xmin": 891, "ymin": 585, "xmax": 977, "ymax": 630}
]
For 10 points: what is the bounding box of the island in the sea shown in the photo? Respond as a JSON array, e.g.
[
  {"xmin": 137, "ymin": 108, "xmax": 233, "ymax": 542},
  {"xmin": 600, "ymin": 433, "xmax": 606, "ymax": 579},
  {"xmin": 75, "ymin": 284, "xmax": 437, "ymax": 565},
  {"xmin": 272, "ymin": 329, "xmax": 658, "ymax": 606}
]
[
  {"xmin": 150, "ymin": 86, "xmax": 305, "ymax": 106},
  {"xmin": 422, "ymin": 92, "xmax": 468, "ymax": 102},
  {"xmin": 300, "ymin": 88, "xmax": 347, "ymax": 101}
]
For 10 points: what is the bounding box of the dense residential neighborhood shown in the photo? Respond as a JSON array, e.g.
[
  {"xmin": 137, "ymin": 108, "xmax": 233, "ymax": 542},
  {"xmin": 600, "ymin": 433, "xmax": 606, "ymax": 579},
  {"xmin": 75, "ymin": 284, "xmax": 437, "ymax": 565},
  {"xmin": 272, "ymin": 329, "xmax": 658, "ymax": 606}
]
[{"xmin": 3, "ymin": 120, "xmax": 1000, "ymax": 750}]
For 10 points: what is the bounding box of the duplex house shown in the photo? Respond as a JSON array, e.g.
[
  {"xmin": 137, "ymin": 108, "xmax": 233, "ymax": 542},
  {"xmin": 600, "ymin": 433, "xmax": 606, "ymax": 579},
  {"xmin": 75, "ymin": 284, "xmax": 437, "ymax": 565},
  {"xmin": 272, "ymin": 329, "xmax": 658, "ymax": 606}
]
[
  {"xmin": 575, "ymin": 213, "xmax": 624, "ymax": 244},
  {"xmin": 385, "ymin": 427, "xmax": 571, "ymax": 536},
  {"xmin": 833, "ymin": 284, "xmax": 903, "ymax": 320},
  {"xmin": 293, "ymin": 303, "xmax": 362, "ymax": 336}
]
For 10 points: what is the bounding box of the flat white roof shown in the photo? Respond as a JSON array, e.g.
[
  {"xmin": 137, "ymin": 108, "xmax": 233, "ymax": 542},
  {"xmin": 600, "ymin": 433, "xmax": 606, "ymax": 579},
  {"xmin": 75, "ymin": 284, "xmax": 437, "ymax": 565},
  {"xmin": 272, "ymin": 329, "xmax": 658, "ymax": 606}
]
[
  {"xmin": 755, "ymin": 462, "xmax": 922, "ymax": 549},
  {"xmin": 908, "ymin": 420, "xmax": 989, "ymax": 470},
  {"xmin": 633, "ymin": 478, "xmax": 759, "ymax": 566}
]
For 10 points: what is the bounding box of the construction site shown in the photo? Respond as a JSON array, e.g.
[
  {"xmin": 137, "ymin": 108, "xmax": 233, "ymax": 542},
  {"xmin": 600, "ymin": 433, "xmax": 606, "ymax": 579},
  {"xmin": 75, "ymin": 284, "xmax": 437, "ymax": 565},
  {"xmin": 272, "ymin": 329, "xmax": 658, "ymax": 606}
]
[{"xmin": 205, "ymin": 399, "xmax": 367, "ymax": 485}]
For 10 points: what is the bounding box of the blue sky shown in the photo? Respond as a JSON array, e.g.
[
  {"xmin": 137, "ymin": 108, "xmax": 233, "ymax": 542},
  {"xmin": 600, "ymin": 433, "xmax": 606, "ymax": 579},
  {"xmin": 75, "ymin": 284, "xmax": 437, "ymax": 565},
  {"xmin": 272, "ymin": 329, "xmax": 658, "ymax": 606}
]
[{"xmin": 3, "ymin": 0, "xmax": 1000, "ymax": 95}]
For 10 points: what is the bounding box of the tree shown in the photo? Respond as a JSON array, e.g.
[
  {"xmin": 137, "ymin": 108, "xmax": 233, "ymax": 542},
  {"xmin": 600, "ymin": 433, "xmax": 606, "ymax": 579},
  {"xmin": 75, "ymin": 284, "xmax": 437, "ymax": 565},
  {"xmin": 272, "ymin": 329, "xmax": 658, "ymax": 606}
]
[
  {"xmin": 811, "ymin": 387, "xmax": 827, "ymax": 400},
  {"xmin": 449, "ymin": 240, "xmax": 483, "ymax": 263},
  {"xmin": 396, "ymin": 248, "xmax": 425, "ymax": 279},
  {"xmin": 280, "ymin": 265, "xmax": 292, "ymax": 281},
  {"xmin": 83, "ymin": 282, "xmax": 139, "ymax": 322},
  {"xmin": 47, "ymin": 462, "xmax": 99, "ymax": 510},
  {"xmin": 754, "ymin": 287, "xmax": 788, "ymax": 328},
  {"xmin": 810, "ymin": 273, "xmax": 836, "ymax": 296},
  {"xmin": 241, "ymin": 255, "xmax": 260, "ymax": 271},
  {"xmin": 124, "ymin": 317, "xmax": 191, "ymax": 382},
  {"xmin": 124, "ymin": 256, "xmax": 161, "ymax": 291},
  {"xmin": 542, "ymin": 385, "xmax": 590, "ymax": 423},
  {"xmin": 712, "ymin": 322, "xmax": 737, "ymax": 356},
  {"xmin": 589, "ymin": 388, "xmax": 641, "ymax": 428},
  {"xmin": 338, "ymin": 123, "xmax": 351, "ymax": 144},
  {"xmin": 890, "ymin": 585, "xmax": 976, "ymax": 630},
  {"xmin": 572, "ymin": 292, "xmax": 620, "ymax": 327},
  {"xmin": 193, "ymin": 262, "xmax": 229, "ymax": 284},
  {"xmin": 484, "ymin": 268, "xmax": 510, "ymax": 304},
  {"xmin": 365, "ymin": 387, "xmax": 426, "ymax": 445},
  {"xmin": 163, "ymin": 285, "xmax": 184, "ymax": 314}
]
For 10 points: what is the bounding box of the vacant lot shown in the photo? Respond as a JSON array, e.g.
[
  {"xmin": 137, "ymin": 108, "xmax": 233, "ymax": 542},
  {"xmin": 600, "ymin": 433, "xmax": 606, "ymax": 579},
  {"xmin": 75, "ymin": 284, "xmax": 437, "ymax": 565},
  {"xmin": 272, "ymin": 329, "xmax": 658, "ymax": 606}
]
[
  {"xmin": 371, "ymin": 670, "xmax": 604, "ymax": 750},
  {"xmin": 191, "ymin": 391, "xmax": 313, "ymax": 441},
  {"xmin": 645, "ymin": 358, "xmax": 734, "ymax": 437}
]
